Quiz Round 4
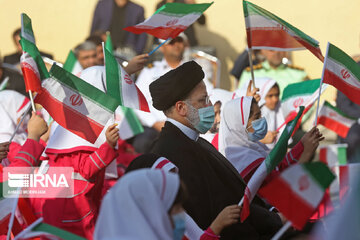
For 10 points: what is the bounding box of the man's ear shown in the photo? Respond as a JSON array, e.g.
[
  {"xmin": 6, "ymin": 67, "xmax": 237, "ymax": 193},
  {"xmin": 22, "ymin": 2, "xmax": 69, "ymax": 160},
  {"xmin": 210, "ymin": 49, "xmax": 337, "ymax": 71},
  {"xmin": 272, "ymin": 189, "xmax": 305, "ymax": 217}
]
[{"xmin": 175, "ymin": 101, "xmax": 187, "ymax": 117}]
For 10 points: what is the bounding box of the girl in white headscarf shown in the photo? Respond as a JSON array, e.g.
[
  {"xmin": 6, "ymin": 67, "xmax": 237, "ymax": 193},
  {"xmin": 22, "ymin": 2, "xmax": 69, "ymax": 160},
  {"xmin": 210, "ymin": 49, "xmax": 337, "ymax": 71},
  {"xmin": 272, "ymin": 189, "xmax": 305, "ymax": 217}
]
[
  {"xmin": 94, "ymin": 169, "xmax": 185, "ymax": 240},
  {"xmin": 233, "ymin": 78, "xmax": 285, "ymax": 149},
  {"xmin": 0, "ymin": 90, "xmax": 30, "ymax": 163},
  {"xmin": 219, "ymin": 96, "xmax": 323, "ymax": 183}
]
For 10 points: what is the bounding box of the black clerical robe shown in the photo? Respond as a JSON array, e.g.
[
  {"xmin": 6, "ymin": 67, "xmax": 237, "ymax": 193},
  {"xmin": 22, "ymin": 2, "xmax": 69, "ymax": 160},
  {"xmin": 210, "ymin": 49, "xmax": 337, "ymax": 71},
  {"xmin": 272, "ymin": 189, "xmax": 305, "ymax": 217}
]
[{"xmin": 151, "ymin": 121, "xmax": 282, "ymax": 240}]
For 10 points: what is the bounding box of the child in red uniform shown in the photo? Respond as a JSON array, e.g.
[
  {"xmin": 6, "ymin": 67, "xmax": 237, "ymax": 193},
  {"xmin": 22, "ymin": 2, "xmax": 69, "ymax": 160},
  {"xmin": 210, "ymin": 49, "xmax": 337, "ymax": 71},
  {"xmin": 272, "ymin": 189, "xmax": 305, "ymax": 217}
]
[{"xmin": 11, "ymin": 112, "xmax": 119, "ymax": 239}]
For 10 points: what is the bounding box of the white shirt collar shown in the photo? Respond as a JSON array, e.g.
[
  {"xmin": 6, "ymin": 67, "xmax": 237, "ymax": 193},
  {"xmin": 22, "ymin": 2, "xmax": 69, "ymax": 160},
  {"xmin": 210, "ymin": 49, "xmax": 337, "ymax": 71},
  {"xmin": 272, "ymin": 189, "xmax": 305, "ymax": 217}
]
[{"xmin": 167, "ymin": 118, "xmax": 199, "ymax": 141}]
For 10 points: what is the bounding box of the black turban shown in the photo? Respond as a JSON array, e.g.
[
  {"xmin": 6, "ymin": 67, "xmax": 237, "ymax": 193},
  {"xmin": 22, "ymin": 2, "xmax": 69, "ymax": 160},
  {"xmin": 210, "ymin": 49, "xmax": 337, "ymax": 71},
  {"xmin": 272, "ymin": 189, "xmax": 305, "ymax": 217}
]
[{"xmin": 149, "ymin": 61, "xmax": 204, "ymax": 111}]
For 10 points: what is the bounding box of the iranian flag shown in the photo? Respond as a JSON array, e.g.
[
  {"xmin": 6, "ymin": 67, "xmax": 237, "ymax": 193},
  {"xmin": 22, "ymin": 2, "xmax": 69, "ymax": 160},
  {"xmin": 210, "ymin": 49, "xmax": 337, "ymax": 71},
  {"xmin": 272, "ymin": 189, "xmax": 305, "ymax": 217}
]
[
  {"xmin": 317, "ymin": 101, "xmax": 356, "ymax": 138},
  {"xmin": 35, "ymin": 64, "xmax": 119, "ymax": 143},
  {"xmin": 258, "ymin": 162, "xmax": 335, "ymax": 230},
  {"xmin": 115, "ymin": 106, "xmax": 144, "ymax": 140},
  {"xmin": 319, "ymin": 144, "xmax": 348, "ymax": 167},
  {"xmin": 240, "ymin": 106, "xmax": 304, "ymax": 222},
  {"xmin": 14, "ymin": 218, "xmax": 86, "ymax": 240},
  {"xmin": 322, "ymin": 42, "xmax": 360, "ymax": 105},
  {"xmin": 63, "ymin": 50, "xmax": 83, "ymax": 75},
  {"xmin": 243, "ymin": 1, "xmax": 323, "ymax": 61},
  {"xmin": 279, "ymin": 79, "xmax": 327, "ymax": 131},
  {"xmin": 339, "ymin": 163, "xmax": 360, "ymax": 200},
  {"xmin": 124, "ymin": 2, "xmax": 213, "ymax": 40},
  {"xmin": 19, "ymin": 13, "xmax": 49, "ymax": 92},
  {"xmin": 104, "ymin": 46, "xmax": 149, "ymax": 112}
]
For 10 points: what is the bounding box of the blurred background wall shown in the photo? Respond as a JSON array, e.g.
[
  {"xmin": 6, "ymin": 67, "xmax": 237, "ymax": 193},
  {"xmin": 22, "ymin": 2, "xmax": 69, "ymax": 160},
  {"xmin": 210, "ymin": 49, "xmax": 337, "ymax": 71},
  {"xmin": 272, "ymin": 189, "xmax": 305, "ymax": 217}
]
[{"xmin": 1, "ymin": 0, "xmax": 360, "ymax": 94}]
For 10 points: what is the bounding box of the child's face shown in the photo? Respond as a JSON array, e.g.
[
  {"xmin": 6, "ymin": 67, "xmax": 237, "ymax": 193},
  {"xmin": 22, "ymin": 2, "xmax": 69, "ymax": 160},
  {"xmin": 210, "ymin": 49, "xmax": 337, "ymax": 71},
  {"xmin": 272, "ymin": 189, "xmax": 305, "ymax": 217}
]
[{"xmin": 265, "ymin": 86, "xmax": 280, "ymax": 110}]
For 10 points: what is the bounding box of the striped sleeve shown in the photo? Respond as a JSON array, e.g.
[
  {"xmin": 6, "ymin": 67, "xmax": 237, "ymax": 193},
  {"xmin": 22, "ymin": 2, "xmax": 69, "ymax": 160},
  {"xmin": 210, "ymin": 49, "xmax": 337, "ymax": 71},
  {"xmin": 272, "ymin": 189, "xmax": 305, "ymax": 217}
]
[
  {"xmin": 12, "ymin": 139, "xmax": 45, "ymax": 167},
  {"xmin": 77, "ymin": 142, "xmax": 118, "ymax": 180},
  {"xmin": 278, "ymin": 141, "xmax": 304, "ymax": 171}
]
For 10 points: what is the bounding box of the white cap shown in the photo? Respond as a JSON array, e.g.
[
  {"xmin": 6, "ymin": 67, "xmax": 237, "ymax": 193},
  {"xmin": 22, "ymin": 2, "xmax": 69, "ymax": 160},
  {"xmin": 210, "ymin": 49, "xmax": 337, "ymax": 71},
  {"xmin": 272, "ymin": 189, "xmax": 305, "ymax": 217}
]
[{"xmin": 159, "ymin": 32, "xmax": 188, "ymax": 44}]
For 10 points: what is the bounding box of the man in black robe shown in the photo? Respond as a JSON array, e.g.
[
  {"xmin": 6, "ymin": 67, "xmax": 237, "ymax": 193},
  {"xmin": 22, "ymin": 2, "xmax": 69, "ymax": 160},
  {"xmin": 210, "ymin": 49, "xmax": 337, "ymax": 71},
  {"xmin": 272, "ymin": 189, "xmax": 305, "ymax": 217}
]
[{"xmin": 149, "ymin": 61, "xmax": 283, "ymax": 239}]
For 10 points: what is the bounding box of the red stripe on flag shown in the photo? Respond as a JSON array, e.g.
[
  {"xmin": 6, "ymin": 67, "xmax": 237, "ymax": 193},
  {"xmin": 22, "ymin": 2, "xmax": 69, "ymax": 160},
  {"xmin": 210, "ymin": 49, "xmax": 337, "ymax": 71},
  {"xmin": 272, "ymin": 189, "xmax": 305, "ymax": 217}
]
[
  {"xmin": 136, "ymin": 86, "xmax": 150, "ymax": 112},
  {"xmin": 318, "ymin": 116, "xmax": 350, "ymax": 138},
  {"xmin": 258, "ymin": 177, "xmax": 315, "ymax": 230},
  {"xmin": 124, "ymin": 26, "xmax": 186, "ymax": 40},
  {"xmin": 319, "ymin": 148, "xmax": 327, "ymax": 165},
  {"xmin": 294, "ymin": 37, "xmax": 324, "ymax": 62},
  {"xmin": 323, "ymin": 70, "xmax": 360, "ymax": 105},
  {"xmin": 35, "ymin": 89, "xmax": 103, "ymax": 143},
  {"xmin": 240, "ymin": 187, "xmax": 251, "ymax": 222},
  {"xmin": 21, "ymin": 66, "xmax": 42, "ymax": 92},
  {"xmin": 339, "ymin": 165, "xmax": 349, "ymax": 201},
  {"xmin": 248, "ymin": 29, "xmax": 303, "ymax": 50}
]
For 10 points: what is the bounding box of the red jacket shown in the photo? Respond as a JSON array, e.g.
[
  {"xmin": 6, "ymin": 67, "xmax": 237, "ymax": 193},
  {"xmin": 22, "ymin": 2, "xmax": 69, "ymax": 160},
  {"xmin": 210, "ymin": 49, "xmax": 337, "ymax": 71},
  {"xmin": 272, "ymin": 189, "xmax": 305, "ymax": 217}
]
[{"xmin": 12, "ymin": 139, "xmax": 117, "ymax": 239}]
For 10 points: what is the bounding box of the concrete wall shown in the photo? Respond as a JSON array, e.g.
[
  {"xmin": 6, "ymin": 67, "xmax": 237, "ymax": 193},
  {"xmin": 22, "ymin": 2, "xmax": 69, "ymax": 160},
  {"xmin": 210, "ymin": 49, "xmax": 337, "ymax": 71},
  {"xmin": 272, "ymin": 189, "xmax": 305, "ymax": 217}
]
[{"xmin": 1, "ymin": 0, "xmax": 360, "ymax": 94}]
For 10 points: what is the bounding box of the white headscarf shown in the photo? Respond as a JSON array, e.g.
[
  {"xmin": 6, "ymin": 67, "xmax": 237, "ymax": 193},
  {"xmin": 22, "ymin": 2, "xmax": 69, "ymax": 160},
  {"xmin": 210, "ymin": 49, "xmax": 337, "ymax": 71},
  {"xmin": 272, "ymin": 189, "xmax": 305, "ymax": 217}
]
[
  {"xmin": 94, "ymin": 169, "xmax": 180, "ymax": 240},
  {"xmin": 219, "ymin": 96, "xmax": 269, "ymax": 175},
  {"xmin": 0, "ymin": 90, "xmax": 30, "ymax": 144},
  {"xmin": 233, "ymin": 77, "xmax": 277, "ymax": 107}
]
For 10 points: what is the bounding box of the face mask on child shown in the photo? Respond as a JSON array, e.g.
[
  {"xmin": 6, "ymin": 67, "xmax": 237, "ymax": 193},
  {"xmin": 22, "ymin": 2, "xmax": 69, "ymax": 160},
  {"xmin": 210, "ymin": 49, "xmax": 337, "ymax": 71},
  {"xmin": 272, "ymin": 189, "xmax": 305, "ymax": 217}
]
[
  {"xmin": 247, "ymin": 117, "xmax": 268, "ymax": 142},
  {"xmin": 172, "ymin": 211, "xmax": 186, "ymax": 240}
]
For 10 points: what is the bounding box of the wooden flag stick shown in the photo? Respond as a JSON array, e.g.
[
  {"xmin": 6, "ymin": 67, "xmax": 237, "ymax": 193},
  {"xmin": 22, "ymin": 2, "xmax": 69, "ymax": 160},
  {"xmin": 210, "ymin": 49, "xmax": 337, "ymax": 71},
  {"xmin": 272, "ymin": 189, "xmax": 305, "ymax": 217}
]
[
  {"xmin": 271, "ymin": 221, "xmax": 292, "ymax": 240},
  {"xmin": 149, "ymin": 37, "xmax": 171, "ymax": 56},
  {"xmin": 247, "ymin": 47, "xmax": 256, "ymax": 89},
  {"xmin": 28, "ymin": 90, "xmax": 36, "ymax": 112}
]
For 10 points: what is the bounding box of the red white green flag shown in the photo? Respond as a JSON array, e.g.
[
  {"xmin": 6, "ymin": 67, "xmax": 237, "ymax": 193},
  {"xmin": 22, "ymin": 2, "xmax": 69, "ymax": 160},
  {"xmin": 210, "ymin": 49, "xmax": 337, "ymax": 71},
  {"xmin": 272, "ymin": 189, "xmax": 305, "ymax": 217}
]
[
  {"xmin": 317, "ymin": 101, "xmax": 356, "ymax": 138},
  {"xmin": 243, "ymin": 1, "xmax": 324, "ymax": 61},
  {"xmin": 279, "ymin": 79, "xmax": 327, "ymax": 131},
  {"xmin": 322, "ymin": 42, "xmax": 360, "ymax": 105},
  {"xmin": 19, "ymin": 13, "xmax": 49, "ymax": 92},
  {"xmin": 319, "ymin": 144, "xmax": 348, "ymax": 168},
  {"xmin": 14, "ymin": 217, "xmax": 86, "ymax": 240},
  {"xmin": 63, "ymin": 50, "xmax": 83, "ymax": 75},
  {"xmin": 258, "ymin": 162, "xmax": 335, "ymax": 230},
  {"xmin": 339, "ymin": 163, "xmax": 360, "ymax": 200},
  {"xmin": 240, "ymin": 106, "xmax": 304, "ymax": 222},
  {"xmin": 104, "ymin": 46, "xmax": 149, "ymax": 112},
  {"xmin": 35, "ymin": 64, "xmax": 119, "ymax": 143},
  {"xmin": 124, "ymin": 2, "xmax": 213, "ymax": 40}
]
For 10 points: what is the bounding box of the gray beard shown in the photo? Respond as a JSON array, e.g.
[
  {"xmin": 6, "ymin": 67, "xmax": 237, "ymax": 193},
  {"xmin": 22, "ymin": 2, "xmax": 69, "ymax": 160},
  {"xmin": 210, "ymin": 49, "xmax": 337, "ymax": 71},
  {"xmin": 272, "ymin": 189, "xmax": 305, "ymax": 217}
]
[{"xmin": 185, "ymin": 101, "xmax": 200, "ymax": 129}]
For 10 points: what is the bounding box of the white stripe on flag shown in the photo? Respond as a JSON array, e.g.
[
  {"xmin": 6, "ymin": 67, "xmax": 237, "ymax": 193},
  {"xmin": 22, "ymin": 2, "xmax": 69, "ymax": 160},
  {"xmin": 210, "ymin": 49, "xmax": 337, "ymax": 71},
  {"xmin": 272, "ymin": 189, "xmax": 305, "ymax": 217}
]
[
  {"xmin": 320, "ymin": 105, "xmax": 355, "ymax": 128},
  {"xmin": 135, "ymin": 12, "xmax": 201, "ymax": 29},
  {"xmin": 281, "ymin": 164, "xmax": 324, "ymax": 208},
  {"xmin": 326, "ymin": 58, "xmax": 360, "ymax": 89},
  {"xmin": 42, "ymin": 77, "xmax": 113, "ymax": 125}
]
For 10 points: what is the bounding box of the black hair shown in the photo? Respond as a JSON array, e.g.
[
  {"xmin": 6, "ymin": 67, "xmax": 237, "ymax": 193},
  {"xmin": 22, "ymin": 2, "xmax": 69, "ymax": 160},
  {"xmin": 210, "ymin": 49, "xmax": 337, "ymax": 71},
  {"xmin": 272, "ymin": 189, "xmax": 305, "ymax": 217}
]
[{"xmin": 13, "ymin": 28, "xmax": 21, "ymax": 39}]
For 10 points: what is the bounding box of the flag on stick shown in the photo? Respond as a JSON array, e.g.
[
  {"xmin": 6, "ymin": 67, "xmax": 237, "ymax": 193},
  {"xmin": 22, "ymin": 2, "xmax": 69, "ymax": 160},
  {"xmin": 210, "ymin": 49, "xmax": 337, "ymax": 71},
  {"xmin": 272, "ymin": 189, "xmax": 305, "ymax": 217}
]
[
  {"xmin": 317, "ymin": 101, "xmax": 356, "ymax": 138},
  {"xmin": 20, "ymin": 13, "xmax": 49, "ymax": 93},
  {"xmin": 35, "ymin": 64, "xmax": 119, "ymax": 143},
  {"xmin": 63, "ymin": 50, "xmax": 83, "ymax": 75},
  {"xmin": 104, "ymin": 46, "xmax": 149, "ymax": 112},
  {"xmin": 240, "ymin": 106, "xmax": 304, "ymax": 222},
  {"xmin": 243, "ymin": 1, "xmax": 324, "ymax": 61},
  {"xmin": 124, "ymin": 2, "xmax": 213, "ymax": 40},
  {"xmin": 259, "ymin": 162, "xmax": 335, "ymax": 230},
  {"xmin": 319, "ymin": 144, "xmax": 348, "ymax": 167},
  {"xmin": 322, "ymin": 42, "xmax": 360, "ymax": 105}
]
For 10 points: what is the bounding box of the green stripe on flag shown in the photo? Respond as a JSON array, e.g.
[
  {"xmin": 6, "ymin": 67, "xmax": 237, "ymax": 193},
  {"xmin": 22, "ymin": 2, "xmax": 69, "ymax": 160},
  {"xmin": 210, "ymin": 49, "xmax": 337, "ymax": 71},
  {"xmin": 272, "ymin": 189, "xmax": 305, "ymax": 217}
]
[
  {"xmin": 20, "ymin": 38, "xmax": 50, "ymax": 80},
  {"xmin": 21, "ymin": 13, "xmax": 35, "ymax": 43},
  {"xmin": 302, "ymin": 162, "xmax": 335, "ymax": 190},
  {"xmin": 49, "ymin": 64, "xmax": 119, "ymax": 112},
  {"xmin": 323, "ymin": 101, "xmax": 357, "ymax": 120},
  {"xmin": 281, "ymin": 79, "xmax": 320, "ymax": 101},
  {"xmin": 154, "ymin": 2, "xmax": 213, "ymax": 15},
  {"xmin": 63, "ymin": 50, "xmax": 78, "ymax": 72},
  {"xmin": 265, "ymin": 106, "xmax": 304, "ymax": 172},
  {"xmin": 33, "ymin": 222, "xmax": 86, "ymax": 240},
  {"xmin": 338, "ymin": 147, "xmax": 347, "ymax": 165},
  {"xmin": 105, "ymin": 32, "xmax": 114, "ymax": 54},
  {"xmin": 104, "ymin": 47, "xmax": 123, "ymax": 105},
  {"xmin": 243, "ymin": 1, "xmax": 319, "ymax": 48},
  {"xmin": 328, "ymin": 43, "xmax": 360, "ymax": 81},
  {"xmin": 121, "ymin": 106, "xmax": 144, "ymax": 135}
]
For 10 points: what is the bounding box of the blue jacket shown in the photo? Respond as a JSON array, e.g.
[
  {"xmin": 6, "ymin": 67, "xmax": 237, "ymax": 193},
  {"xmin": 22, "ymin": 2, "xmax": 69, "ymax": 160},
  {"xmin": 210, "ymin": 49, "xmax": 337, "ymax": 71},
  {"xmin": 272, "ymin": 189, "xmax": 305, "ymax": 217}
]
[{"xmin": 90, "ymin": 0, "xmax": 147, "ymax": 54}]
